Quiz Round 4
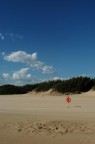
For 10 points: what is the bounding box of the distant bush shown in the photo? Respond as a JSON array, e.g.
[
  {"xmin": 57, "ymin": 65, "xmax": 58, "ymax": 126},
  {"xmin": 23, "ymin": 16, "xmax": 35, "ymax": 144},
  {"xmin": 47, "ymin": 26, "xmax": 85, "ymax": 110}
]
[{"xmin": 0, "ymin": 85, "xmax": 26, "ymax": 95}]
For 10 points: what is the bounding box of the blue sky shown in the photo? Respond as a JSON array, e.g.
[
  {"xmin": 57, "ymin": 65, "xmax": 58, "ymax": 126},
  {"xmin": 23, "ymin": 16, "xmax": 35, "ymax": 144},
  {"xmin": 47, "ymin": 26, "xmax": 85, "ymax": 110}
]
[{"xmin": 0, "ymin": 0, "xmax": 95, "ymax": 85}]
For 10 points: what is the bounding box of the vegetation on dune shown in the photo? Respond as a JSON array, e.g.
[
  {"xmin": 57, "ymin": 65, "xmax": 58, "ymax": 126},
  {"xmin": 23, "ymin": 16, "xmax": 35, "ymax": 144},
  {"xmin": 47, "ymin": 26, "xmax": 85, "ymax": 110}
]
[
  {"xmin": 0, "ymin": 76, "xmax": 95, "ymax": 95},
  {"xmin": 53, "ymin": 77, "xmax": 94, "ymax": 94},
  {"xmin": 92, "ymin": 85, "xmax": 95, "ymax": 91},
  {"xmin": 0, "ymin": 85, "xmax": 26, "ymax": 95},
  {"xmin": 35, "ymin": 80, "xmax": 57, "ymax": 92}
]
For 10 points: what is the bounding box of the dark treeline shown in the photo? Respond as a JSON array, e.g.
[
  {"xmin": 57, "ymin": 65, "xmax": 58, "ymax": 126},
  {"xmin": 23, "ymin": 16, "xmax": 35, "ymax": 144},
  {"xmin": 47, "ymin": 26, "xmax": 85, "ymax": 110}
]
[
  {"xmin": 0, "ymin": 85, "xmax": 26, "ymax": 95},
  {"xmin": 0, "ymin": 76, "xmax": 95, "ymax": 95}
]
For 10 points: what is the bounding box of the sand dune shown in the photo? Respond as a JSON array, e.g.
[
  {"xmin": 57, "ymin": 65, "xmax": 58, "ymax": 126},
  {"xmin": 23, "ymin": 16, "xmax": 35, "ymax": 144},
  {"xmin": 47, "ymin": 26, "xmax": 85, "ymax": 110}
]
[{"xmin": 0, "ymin": 90, "xmax": 95, "ymax": 144}]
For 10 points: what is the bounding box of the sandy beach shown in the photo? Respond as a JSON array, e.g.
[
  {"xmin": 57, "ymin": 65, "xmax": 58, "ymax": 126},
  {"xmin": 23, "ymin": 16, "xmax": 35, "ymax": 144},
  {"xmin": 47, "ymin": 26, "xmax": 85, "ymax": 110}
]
[{"xmin": 0, "ymin": 90, "xmax": 95, "ymax": 144}]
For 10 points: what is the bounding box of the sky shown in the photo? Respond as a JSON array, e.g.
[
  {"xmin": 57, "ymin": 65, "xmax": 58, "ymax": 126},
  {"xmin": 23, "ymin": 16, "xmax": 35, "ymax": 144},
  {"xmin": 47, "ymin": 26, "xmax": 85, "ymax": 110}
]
[{"xmin": 0, "ymin": 0, "xmax": 95, "ymax": 85}]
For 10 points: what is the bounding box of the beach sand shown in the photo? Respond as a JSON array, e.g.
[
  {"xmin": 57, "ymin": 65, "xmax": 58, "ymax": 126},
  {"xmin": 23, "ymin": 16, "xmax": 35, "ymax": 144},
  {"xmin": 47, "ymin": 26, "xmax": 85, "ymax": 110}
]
[{"xmin": 0, "ymin": 90, "xmax": 95, "ymax": 144}]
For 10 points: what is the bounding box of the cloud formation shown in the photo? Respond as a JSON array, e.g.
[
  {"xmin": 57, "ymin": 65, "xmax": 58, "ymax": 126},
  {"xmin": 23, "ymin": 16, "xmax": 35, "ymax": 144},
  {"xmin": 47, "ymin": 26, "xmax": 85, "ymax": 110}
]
[
  {"xmin": 2, "ymin": 73, "xmax": 9, "ymax": 79},
  {"xmin": 53, "ymin": 77, "xmax": 64, "ymax": 81},
  {"xmin": 0, "ymin": 68, "xmax": 43, "ymax": 85},
  {"xmin": 13, "ymin": 68, "xmax": 31, "ymax": 80},
  {"xmin": 0, "ymin": 73, "xmax": 10, "ymax": 85},
  {"xmin": 0, "ymin": 33, "xmax": 4, "ymax": 40},
  {"xmin": 4, "ymin": 51, "xmax": 54, "ymax": 74},
  {"xmin": 1, "ymin": 69, "xmax": 64, "ymax": 86}
]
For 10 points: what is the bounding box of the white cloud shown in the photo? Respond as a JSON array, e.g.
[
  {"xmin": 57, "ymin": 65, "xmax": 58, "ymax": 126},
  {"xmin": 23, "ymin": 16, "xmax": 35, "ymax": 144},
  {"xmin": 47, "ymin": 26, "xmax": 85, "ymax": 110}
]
[
  {"xmin": 26, "ymin": 74, "xmax": 32, "ymax": 79},
  {"xmin": 4, "ymin": 51, "xmax": 37, "ymax": 62},
  {"xmin": 4, "ymin": 51, "xmax": 54, "ymax": 74},
  {"xmin": 42, "ymin": 66, "xmax": 54, "ymax": 74},
  {"xmin": 13, "ymin": 68, "xmax": 31, "ymax": 80},
  {"xmin": 2, "ymin": 73, "xmax": 9, "ymax": 79},
  {"xmin": 12, "ymin": 68, "xmax": 33, "ymax": 85},
  {"xmin": 0, "ymin": 33, "xmax": 5, "ymax": 40},
  {"xmin": 0, "ymin": 73, "xmax": 10, "ymax": 85},
  {"xmin": 31, "ymin": 52, "xmax": 37, "ymax": 60},
  {"xmin": 53, "ymin": 77, "xmax": 64, "ymax": 81}
]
